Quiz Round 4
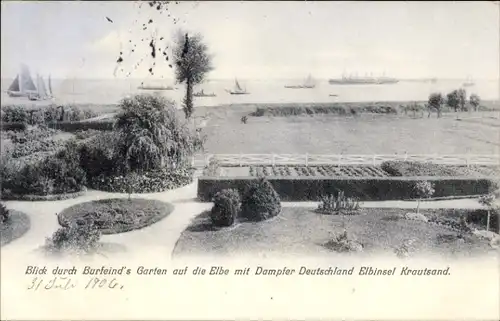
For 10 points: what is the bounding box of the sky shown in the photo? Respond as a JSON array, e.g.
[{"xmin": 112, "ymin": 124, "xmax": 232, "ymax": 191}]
[{"xmin": 1, "ymin": 1, "xmax": 499, "ymax": 80}]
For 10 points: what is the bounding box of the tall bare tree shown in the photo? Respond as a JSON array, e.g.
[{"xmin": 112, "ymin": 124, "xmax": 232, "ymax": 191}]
[{"xmin": 172, "ymin": 31, "xmax": 213, "ymax": 119}]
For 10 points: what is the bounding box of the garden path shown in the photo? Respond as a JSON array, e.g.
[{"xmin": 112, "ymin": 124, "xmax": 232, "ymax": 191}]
[{"xmin": 0, "ymin": 179, "xmax": 493, "ymax": 260}]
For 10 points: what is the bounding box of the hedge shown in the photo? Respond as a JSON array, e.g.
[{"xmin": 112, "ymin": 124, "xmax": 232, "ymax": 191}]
[
  {"xmin": 0, "ymin": 122, "xmax": 27, "ymax": 131},
  {"xmin": 197, "ymin": 176, "xmax": 496, "ymax": 202},
  {"xmin": 46, "ymin": 120, "xmax": 115, "ymax": 132}
]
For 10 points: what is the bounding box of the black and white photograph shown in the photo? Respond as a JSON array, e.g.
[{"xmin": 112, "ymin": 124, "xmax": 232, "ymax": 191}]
[{"xmin": 1, "ymin": 1, "xmax": 499, "ymax": 319}]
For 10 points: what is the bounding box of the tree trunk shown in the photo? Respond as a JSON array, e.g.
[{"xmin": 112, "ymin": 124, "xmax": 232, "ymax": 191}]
[
  {"xmin": 486, "ymin": 209, "xmax": 490, "ymax": 232},
  {"xmin": 184, "ymin": 78, "xmax": 194, "ymax": 119},
  {"xmin": 416, "ymin": 199, "xmax": 421, "ymax": 214}
]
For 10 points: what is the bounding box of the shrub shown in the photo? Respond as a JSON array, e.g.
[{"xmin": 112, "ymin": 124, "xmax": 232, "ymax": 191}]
[
  {"xmin": 324, "ymin": 230, "xmax": 363, "ymax": 253},
  {"xmin": 45, "ymin": 215, "xmax": 101, "ymax": 253},
  {"xmin": 0, "ymin": 203, "xmax": 10, "ymax": 224},
  {"xmin": 210, "ymin": 189, "xmax": 241, "ymax": 227},
  {"xmin": 316, "ymin": 191, "xmax": 361, "ymax": 214},
  {"xmin": 115, "ymin": 94, "xmax": 203, "ymax": 172},
  {"xmin": 78, "ymin": 131, "xmax": 125, "ymax": 178},
  {"xmin": 241, "ymin": 178, "xmax": 281, "ymax": 221},
  {"xmin": 203, "ymin": 158, "xmax": 221, "ymax": 176}
]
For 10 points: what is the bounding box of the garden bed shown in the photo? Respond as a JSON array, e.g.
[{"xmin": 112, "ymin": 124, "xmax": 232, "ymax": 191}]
[
  {"xmin": 1, "ymin": 188, "xmax": 87, "ymax": 201},
  {"xmin": 58, "ymin": 198, "xmax": 174, "ymax": 234},
  {"xmin": 89, "ymin": 168, "xmax": 194, "ymax": 193},
  {"xmin": 1, "ymin": 210, "xmax": 31, "ymax": 246},
  {"xmin": 216, "ymin": 164, "xmax": 500, "ymax": 178},
  {"xmin": 173, "ymin": 207, "xmax": 496, "ymax": 258}
]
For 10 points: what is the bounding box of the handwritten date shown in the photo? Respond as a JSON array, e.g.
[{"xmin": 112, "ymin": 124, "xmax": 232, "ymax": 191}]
[{"xmin": 27, "ymin": 277, "xmax": 124, "ymax": 291}]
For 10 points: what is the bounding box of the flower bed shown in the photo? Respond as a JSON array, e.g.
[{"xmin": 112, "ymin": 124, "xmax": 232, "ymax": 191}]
[
  {"xmin": 89, "ymin": 168, "xmax": 194, "ymax": 193},
  {"xmin": 1, "ymin": 187, "xmax": 87, "ymax": 201},
  {"xmin": 246, "ymin": 165, "xmax": 390, "ymax": 177},
  {"xmin": 58, "ymin": 198, "xmax": 174, "ymax": 234},
  {"xmin": 1, "ymin": 209, "xmax": 31, "ymax": 246}
]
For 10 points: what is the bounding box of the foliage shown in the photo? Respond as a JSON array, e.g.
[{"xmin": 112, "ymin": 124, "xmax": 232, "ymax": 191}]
[
  {"xmin": 1, "ymin": 105, "xmax": 98, "ymax": 124},
  {"xmin": 446, "ymin": 89, "xmax": 467, "ymax": 112},
  {"xmin": 115, "ymin": 94, "xmax": 203, "ymax": 172},
  {"xmin": 241, "ymin": 178, "xmax": 281, "ymax": 221},
  {"xmin": 479, "ymin": 193, "xmax": 496, "ymax": 208},
  {"xmin": 316, "ymin": 191, "xmax": 361, "ymax": 214},
  {"xmin": 380, "ymin": 161, "xmax": 465, "ymax": 177},
  {"xmin": 45, "ymin": 215, "xmax": 101, "ymax": 253},
  {"xmin": 324, "ymin": 229, "xmax": 363, "ymax": 252},
  {"xmin": 78, "ymin": 131, "xmax": 125, "ymax": 178},
  {"xmin": 203, "ymin": 158, "xmax": 221, "ymax": 176},
  {"xmin": 0, "ymin": 203, "xmax": 10, "ymax": 224},
  {"xmin": 1, "ymin": 141, "xmax": 87, "ymax": 196},
  {"xmin": 172, "ymin": 31, "xmax": 214, "ymax": 119},
  {"xmin": 210, "ymin": 189, "xmax": 241, "ymax": 227},
  {"xmin": 413, "ymin": 181, "xmax": 435, "ymax": 199},
  {"xmin": 198, "ymin": 177, "xmax": 494, "ymax": 202},
  {"xmin": 469, "ymin": 94, "xmax": 481, "ymax": 112},
  {"xmin": 89, "ymin": 168, "xmax": 194, "ymax": 193},
  {"xmin": 428, "ymin": 93, "xmax": 444, "ymax": 117}
]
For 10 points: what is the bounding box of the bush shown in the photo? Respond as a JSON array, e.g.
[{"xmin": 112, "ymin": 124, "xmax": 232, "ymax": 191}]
[
  {"xmin": 45, "ymin": 215, "xmax": 101, "ymax": 253},
  {"xmin": 203, "ymin": 158, "xmax": 221, "ymax": 176},
  {"xmin": 46, "ymin": 120, "xmax": 115, "ymax": 132},
  {"xmin": 78, "ymin": 131, "xmax": 125, "ymax": 178},
  {"xmin": 1, "ymin": 141, "xmax": 87, "ymax": 196},
  {"xmin": 210, "ymin": 189, "xmax": 241, "ymax": 227},
  {"xmin": 316, "ymin": 191, "xmax": 361, "ymax": 214},
  {"xmin": 0, "ymin": 203, "xmax": 10, "ymax": 224},
  {"xmin": 1, "ymin": 105, "xmax": 98, "ymax": 125},
  {"xmin": 89, "ymin": 168, "xmax": 194, "ymax": 193},
  {"xmin": 241, "ymin": 178, "xmax": 281, "ymax": 221},
  {"xmin": 115, "ymin": 94, "xmax": 203, "ymax": 172}
]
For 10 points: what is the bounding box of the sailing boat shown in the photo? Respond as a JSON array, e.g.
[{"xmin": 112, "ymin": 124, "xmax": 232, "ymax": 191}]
[
  {"xmin": 226, "ymin": 78, "xmax": 249, "ymax": 95},
  {"xmin": 285, "ymin": 74, "xmax": 316, "ymax": 89},
  {"xmin": 7, "ymin": 64, "xmax": 38, "ymax": 98},
  {"xmin": 463, "ymin": 75, "xmax": 475, "ymax": 87},
  {"xmin": 28, "ymin": 74, "xmax": 53, "ymax": 101},
  {"xmin": 6, "ymin": 65, "xmax": 53, "ymax": 100}
]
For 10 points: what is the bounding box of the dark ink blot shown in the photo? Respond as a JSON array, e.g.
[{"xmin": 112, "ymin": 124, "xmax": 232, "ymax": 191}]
[
  {"xmin": 168, "ymin": 64, "xmax": 172, "ymax": 68},
  {"xmin": 148, "ymin": 19, "xmax": 153, "ymax": 24},
  {"xmin": 106, "ymin": 17, "xmax": 113, "ymax": 23},
  {"xmin": 160, "ymin": 37, "xmax": 164, "ymax": 40},
  {"xmin": 117, "ymin": 56, "xmax": 123, "ymax": 63},
  {"xmin": 150, "ymin": 39, "xmax": 156, "ymax": 58}
]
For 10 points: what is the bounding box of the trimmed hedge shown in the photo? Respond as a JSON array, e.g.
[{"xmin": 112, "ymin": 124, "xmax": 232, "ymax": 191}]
[
  {"xmin": 0, "ymin": 122, "xmax": 27, "ymax": 131},
  {"xmin": 46, "ymin": 120, "xmax": 115, "ymax": 132},
  {"xmin": 197, "ymin": 176, "xmax": 496, "ymax": 202}
]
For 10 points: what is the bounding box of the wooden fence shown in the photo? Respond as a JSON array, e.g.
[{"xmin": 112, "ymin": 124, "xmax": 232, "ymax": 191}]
[{"xmin": 191, "ymin": 153, "xmax": 500, "ymax": 168}]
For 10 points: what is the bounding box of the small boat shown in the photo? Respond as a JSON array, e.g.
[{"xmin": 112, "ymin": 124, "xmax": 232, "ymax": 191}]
[
  {"xmin": 285, "ymin": 74, "xmax": 316, "ymax": 89},
  {"xmin": 463, "ymin": 76, "xmax": 475, "ymax": 87},
  {"xmin": 226, "ymin": 78, "xmax": 249, "ymax": 95},
  {"xmin": 138, "ymin": 83, "xmax": 175, "ymax": 90},
  {"xmin": 194, "ymin": 89, "xmax": 216, "ymax": 97},
  {"xmin": 329, "ymin": 94, "xmax": 338, "ymax": 97}
]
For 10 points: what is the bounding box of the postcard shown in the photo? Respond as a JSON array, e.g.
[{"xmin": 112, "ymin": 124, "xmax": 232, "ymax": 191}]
[{"xmin": 1, "ymin": 1, "xmax": 499, "ymax": 320}]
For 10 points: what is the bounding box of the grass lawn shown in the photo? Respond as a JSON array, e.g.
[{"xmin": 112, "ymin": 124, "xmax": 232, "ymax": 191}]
[
  {"xmin": 1, "ymin": 210, "xmax": 31, "ymax": 246},
  {"xmin": 173, "ymin": 207, "xmax": 495, "ymax": 258},
  {"xmin": 58, "ymin": 198, "xmax": 174, "ymax": 234},
  {"xmin": 198, "ymin": 106, "xmax": 499, "ymax": 155}
]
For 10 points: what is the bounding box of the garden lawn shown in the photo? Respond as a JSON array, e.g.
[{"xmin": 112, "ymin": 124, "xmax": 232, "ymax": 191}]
[
  {"xmin": 172, "ymin": 207, "xmax": 495, "ymax": 258},
  {"xmin": 1, "ymin": 210, "xmax": 31, "ymax": 246},
  {"xmin": 58, "ymin": 198, "xmax": 174, "ymax": 234},
  {"xmin": 199, "ymin": 109, "xmax": 499, "ymax": 155}
]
